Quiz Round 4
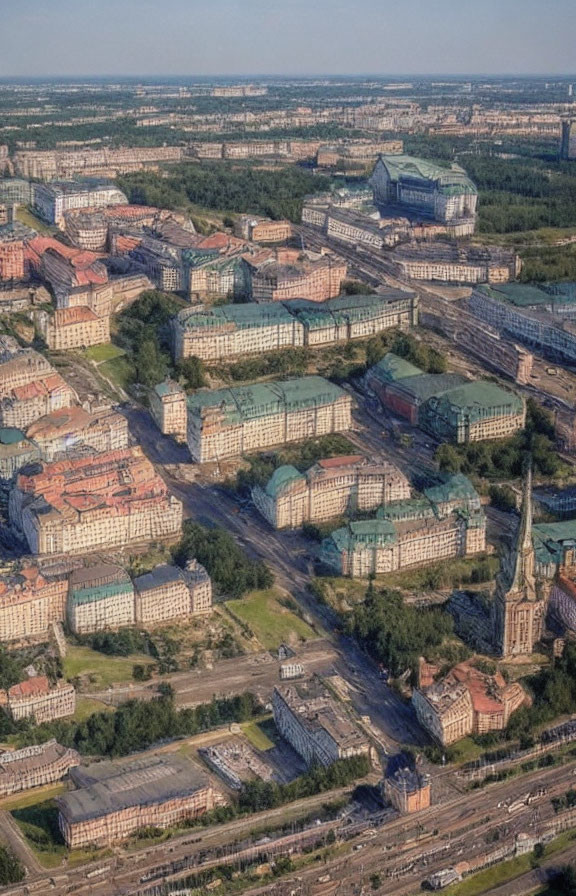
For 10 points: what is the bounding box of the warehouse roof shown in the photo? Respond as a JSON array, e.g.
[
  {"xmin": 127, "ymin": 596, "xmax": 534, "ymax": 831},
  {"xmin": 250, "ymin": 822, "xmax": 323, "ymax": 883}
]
[
  {"xmin": 389, "ymin": 372, "xmax": 468, "ymax": 403},
  {"xmin": 432, "ymin": 381, "xmax": 524, "ymax": 414},
  {"xmin": 59, "ymin": 754, "xmax": 210, "ymax": 823}
]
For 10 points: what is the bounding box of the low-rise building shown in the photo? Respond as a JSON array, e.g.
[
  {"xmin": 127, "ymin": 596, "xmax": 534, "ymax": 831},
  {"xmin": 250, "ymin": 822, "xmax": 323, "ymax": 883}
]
[
  {"xmin": 0, "ymin": 337, "xmax": 77, "ymax": 431},
  {"xmin": 388, "ymin": 242, "xmax": 520, "ymax": 283},
  {"xmin": 67, "ymin": 564, "xmax": 135, "ymax": 635},
  {"xmin": 134, "ymin": 561, "xmax": 212, "ymax": 625},
  {"xmin": 38, "ymin": 306, "xmax": 110, "ymax": 351},
  {"xmin": 58, "ymin": 753, "xmax": 226, "ymax": 848},
  {"xmin": 252, "ymin": 455, "xmax": 411, "ymax": 529},
  {"xmin": 383, "ymin": 754, "xmax": 431, "ymax": 814},
  {"xmin": 173, "ymin": 291, "xmax": 418, "ymax": 363},
  {"xmin": 234, "ymin": 215, "xmax": 292, "ymax": 243},
  {"xmin": 0, "ymin": 740, "xmax": 80, "ymax": 798},
  {"xmin": 186, "ymin": 376, "xmax": 352, "ymax": 463},
  {"xmin": 419, "ymin": 380, "xmax": 525, "ymax": 443},
  {"xmin": 412, "ymin": 662, "xmax": 529, "ymax": 746},
  {"xmin": 273, "ymin": 679, "xmax": 372, "ymax": 768},
  {"xmin": 10, "ymin": 447, "xmax": 183, "ymax": 556},
  {"xmin": 3, "ymin": 676, "xmax": 75, "ymax": 724},
  {"xmin": 243, "ymin": 248, "xmax": 347, "ymax": 303}
]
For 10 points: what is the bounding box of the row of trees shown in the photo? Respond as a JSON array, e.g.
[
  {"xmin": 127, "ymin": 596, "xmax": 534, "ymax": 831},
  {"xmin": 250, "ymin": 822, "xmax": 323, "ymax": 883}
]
[
  {"xmin": 346, "ymin": 586, "xmax": 454, "ymax": 677},
  {"xmin": 365, "ymin": 330, "xmax": 447, "ymax": 374},
  {"xmin": 19, "ymin": 692, "xmax": 261, "ymax": 757},
  {"xmin": 172, "ymin": 521, "xmax": 274, "ymax": 598}
]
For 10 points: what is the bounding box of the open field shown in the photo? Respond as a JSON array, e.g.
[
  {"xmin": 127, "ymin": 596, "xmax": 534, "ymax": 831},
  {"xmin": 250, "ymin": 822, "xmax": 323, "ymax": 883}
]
[
  {"xmin": 63, "ymin": 646, "xmax": 154, "ymax": 689},
  {"xmin": 73, "ymin": 696, "xmax": 115, "ymax": 723},
  {"xmin": 0, "ymin": 783, "xmax": 66, "ymax": 812},
  {"xmin": 97, "ymin": 354, "xmax": 134, "ymax": 393},
  {"xmin": 82, "ymin": 343, "xmax": 126, "ymax": 363},
  {"xmin": 225, "ymin": 588, "xmax": 316, "ymax": 649},
  {"xmin": 240, "ymin": 716, "xmax": 277, "ymax": 751},
  {"xmin": 15, "ymin": 206, "xmax": 56, "ymax": 235}
]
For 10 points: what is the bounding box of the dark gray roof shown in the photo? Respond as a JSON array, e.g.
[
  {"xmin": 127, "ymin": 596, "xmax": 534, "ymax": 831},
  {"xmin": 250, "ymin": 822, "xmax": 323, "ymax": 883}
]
[
  {"xmin": 59, "ymin": 754, "xmax": 210, "ymax": 823},
  {"xmin": 133, "ymin": 564, "xmax": 184, "ymax": 593}
]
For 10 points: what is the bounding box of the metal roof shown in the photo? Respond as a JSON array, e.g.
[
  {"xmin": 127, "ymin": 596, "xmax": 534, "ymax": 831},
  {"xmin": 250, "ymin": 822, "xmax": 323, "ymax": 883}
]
[
  {"xmin": 368, "ymin": 353, "xmax": 422, "ymax": 385},
  {"xmin": 264, "ymin": 465, "xmax": 304, "ymax": 498},
  {"xmin": 133, "ymin": 564, "xmax": 184, "ymax": 593},
  {"xmin": 376, "ymin": 154, "xmax": 477, "ymax": 196}
]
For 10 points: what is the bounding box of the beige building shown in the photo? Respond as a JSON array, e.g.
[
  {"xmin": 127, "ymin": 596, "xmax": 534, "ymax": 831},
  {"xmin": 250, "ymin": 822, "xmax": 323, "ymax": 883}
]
[
  {"xmin": 172, "ymin": 291, "xmax": 418, "ymax": 363},
  {"xmin": 58, "ymin": 754, "xmax": 226, "ymax": 848},
  {"xmin": 0, "ymin": 565, "xmax": 67, "ymax": 644},
  {"xmin": 149, "ymin": 380, "xmax": 187, "ymax": 441},
  {"xmin": 3, "ymin": 676, "xmax": 75, "ymax": 724},
  {"xmin": 0, "ymin": 740, "xmax": 79, "ymax": 798},
  {"xmin": 39, "ymin": 306, "xmax": 110, "ymax": 351},
  {"xmin": 273, "ymin": 679, "xmax": 372, "ymax": 769},
  {"xmin": 252, "ymin": 455, "xmax": 411, "ymax": 529},
  {"xmin": 0, "ymin": 337, "xmax": 77, "ymax": 431},
  {"xmin": 412, "ymin": 662, "xmax": 528, "ymax": 746},
  {"xmin": 10, "ymin": 447, "xmax": 183, "ymax": 556},
  {"xmin": 67, "ymin": 564, "xmax": 135, "ymax": 635},
  {"xmin": 320, "ymin": 508, "xmax": 486, "ymax": 577},
  {"xmin": 134, "ymin": 561, "xmax": 212, "ymax": 625},
  {"xmin": 244, "ymin": 248, "xmax": 347, "ymax": 303},
  {"xmin": 26, "ymin": 406, "xmax": 129, "ymax": 463},
  {"xmin": 390, "ymin": 242, "xmax": 521, "ymax": 284},
  {"xmin": 186, "ymin": 377, "xmax": 352, "ymax": 464},
  {"xmin": 234, "ymin": 215, "xmax": 292, "ymax": 243}
]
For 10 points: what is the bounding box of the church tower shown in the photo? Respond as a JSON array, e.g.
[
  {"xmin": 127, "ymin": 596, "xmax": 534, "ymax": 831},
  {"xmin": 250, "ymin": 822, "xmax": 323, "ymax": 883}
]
[{"xmin": 492, "ymin": 465, "xmax": 549, "ymax": 657}]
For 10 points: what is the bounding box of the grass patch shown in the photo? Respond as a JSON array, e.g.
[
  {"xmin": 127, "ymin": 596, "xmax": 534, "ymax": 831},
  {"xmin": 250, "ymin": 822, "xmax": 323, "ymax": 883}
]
[
  {"xmin": 10, "ymin": 796, "xmax": 112, "ymax": 868},
  {"xmin": 63, "ymin": 646, "xmax": 154, "ymax": 689},
  {"xmin": 241, "ymin": 717, "xmax": 276, "ymax": 751},
  {"xmin": 225, "ymin": 589, "xmax": 316, "ymax": 649},
  {"xmin": 82, "ymin": 343, "xmax": 126, "ymax": 363},
  {"xmin": 98, "ymin": 355, "xmax": 134, "ymax": 393},
  {"xmin": 73, "ymin": 696, "xmax": 115, "ymax": 723},
  {"xmin": 15, "ymin": 206, "xmax": 56, "ymax": 235},
  {"xmin": 0, "ymin": 783, "xmax": 66, "ymax": 812}
]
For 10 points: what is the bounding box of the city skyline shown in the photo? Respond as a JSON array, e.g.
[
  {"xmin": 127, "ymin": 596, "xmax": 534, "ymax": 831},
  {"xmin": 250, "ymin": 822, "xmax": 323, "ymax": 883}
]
[{"xmin": 1, "ymin": 0, "xmax": 575, "ymax": 78}]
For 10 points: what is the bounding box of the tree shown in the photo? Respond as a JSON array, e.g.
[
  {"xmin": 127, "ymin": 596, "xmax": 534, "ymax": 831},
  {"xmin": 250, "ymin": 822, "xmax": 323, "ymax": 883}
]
[
  {"xmin": 135, "ymin": 339, "xmax": 167, "ymax": 387},
  {"xmin": 177, "ymin": 356, "xmax": 206, "ymax": 390},
  {"xmin": 0, "ymin": 846, "xmax": 24, "ymax": 885}
]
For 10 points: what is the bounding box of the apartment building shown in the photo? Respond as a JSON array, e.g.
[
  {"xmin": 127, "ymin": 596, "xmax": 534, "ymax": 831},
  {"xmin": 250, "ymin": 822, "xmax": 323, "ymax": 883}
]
[
  {"xmin": 320, "ymin": 506, "xmax": 486, "ymax": 577},
  {"xmin": 67, "ymin": 564, "xmax": 135, "ymax": 635},
  {"xmin": 412, "ymin": 662, "xmax": 528, "ymax": 746},
  {"xmin": 252, "ymin": 454, "xmax": 411, "ymax": 529},
  {"xmin": 0, "ymin": 565, "xmax": 67, "ymax": 644},
  {"xmin": 0, "ymin": 337, "xmax": 77, "ymax": 431},
  {"xmin": 243, "ymin": 248, "xmax": 347, "ymax": 303},
  {"xmin": 58, "ymin": 754, "xmax": 226, "ymax": 848},
  {"xmin": 561, "ymin": 120, "xmax": 576, "ymax": 161},
  {"xmin": 234, "ymin": 215, "xmax": 292, "ymax": 243},
  {"xmin": 33, "ymin": 180, "xmax": 128, "ymax": 225},
  {"xmin": 186, "ymin": 376, "xmax": 352, "ymax": 463},
  {"xmin": 0, "ymin": 740, "xmax": 79, "ymax": 798},
  {"xmin": 134, "ymin": 561, "xmax": 212, "ymax": 624},
  {"xmin": 0, "ymin": 429, "xmax": 40, "ymax": 481},
  {"xmin": 10, "ymin": 447, "xmax": 183, "ymax": 556},
  {"xmin": 418, "ymin": 381, "xmax": 526, "ymax": 443},
  {"xmin": 14, "ymin": 147, "xmax": 182, "ymax": 181},
  {"xmin": 26, "ymin": 407, "xmax": 128, "ymax": 462},
  {"xmin": 149, "ymin": 380, "xmax": 188, "ymax": 441},
  {"xmin": 273, "ymin": 679, "xmax": 372, "ymax": 769},
  {"xmin": 39, "ymin": 306, "xmax": 110, "ymax": 351},
  {"xmin": 389, "ymin": 242, "xmax": 521, "ymax": 284},
  {"xmin": 316, "ymin": 140, "xmax": 403, "ymax": 168},
  {"xmin": 3, "ymin": 676, "xmax": 75, "ymax": 724},
  {"xmin": 369, "ymin": 154, "xmax": 478, "ymax": 234},
  {"xmin": 187, "ymin": 254, "xmax": 245, "ymax": 302},
  {"xmin": 173, "ymin": 291, "xmax": 418, "ymax": 362}
]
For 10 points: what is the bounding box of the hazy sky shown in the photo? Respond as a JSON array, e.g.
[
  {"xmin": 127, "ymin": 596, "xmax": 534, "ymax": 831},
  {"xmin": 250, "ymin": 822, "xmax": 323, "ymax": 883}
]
[{"xmin": 1, "ymin": 0, "xmax": 575, "ymax": 78}]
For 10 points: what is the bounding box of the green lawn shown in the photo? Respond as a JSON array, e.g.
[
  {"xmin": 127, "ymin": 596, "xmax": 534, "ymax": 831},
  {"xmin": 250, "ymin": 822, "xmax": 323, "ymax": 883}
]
[
  {"xmin": 0, "ymin": 783, "xmax": 66, "ymax": 812},
  {"xmin": 63, "ymin": 646, "xmax": 154, "ymax": 689},
  {"xmin": 15, "ymin": 206, "xmax": 56, "ymax": 235},
  {"xmin": 82, "ymin": 343, "xmax": 126, "ymax": 363},
  {"xmin": 73, "ymin": 696, "xmax": 115, "ymax": 722},
  {"xmin": 11, "ymin": 798, "xmax": 112, "ymax": 869},
  {"xmin": 98, "ymin": 355, "xmax": 134, "ymax": 393},
  {"xmin": 225, "ymin": 589, "xmax": 316, "ymax": 649}
]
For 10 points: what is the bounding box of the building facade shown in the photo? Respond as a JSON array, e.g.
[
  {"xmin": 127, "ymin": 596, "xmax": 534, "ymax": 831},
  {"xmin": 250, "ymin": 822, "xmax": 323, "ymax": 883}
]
[
  {"xmin": 243, "ymin": 248, "xmax": 347, "ymax": 303},
  {"xmin": 0, "ymin": 565, "xmax": 67, "ymax": 644},
  {"xmin": 67, "ymin": 564, "xmax": 135, "ymax": 635},
  {"xmin": 3, "ymin": 676, "xmax": 75, "ymax": 724},
  {"xmin": 0, "ymin": 740, "xmax": 79, "ymax": 798},
  {"xmin": 134, "ymin": 561, "xmax": 212, "ymax": 625},
  {"xmin": 186, "ymin": 377, "xmax": 352, "ymax": 463},
  {"xmin": 252, "ymin": 455, "xmax": 411, "ymax": 529},
  {"xmin": 149, "ymin": 380, "xmax": 188, "ymax": 441}
]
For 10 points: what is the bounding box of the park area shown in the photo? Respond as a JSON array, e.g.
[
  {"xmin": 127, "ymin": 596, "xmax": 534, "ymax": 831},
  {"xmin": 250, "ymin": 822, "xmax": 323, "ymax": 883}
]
[{"xmin": 225, "ymin": 589, "xmax": 317, "ymax": 650}]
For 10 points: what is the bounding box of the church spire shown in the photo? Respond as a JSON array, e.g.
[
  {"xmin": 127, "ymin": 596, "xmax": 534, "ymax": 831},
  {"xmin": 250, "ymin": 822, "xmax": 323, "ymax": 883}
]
[{"xmin": 508, "ymin": 459, "xmax": 535, "ymax": 594}]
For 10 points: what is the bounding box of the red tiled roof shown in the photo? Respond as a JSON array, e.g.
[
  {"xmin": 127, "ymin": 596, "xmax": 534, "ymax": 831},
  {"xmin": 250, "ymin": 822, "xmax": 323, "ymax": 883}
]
[
  {"xmin": 8, "ymin": 676, "xmax": 50, "ymax": 699},
  {"xmin": 317, "ymin": 455, "xmax": 364, "ymax": 469}
]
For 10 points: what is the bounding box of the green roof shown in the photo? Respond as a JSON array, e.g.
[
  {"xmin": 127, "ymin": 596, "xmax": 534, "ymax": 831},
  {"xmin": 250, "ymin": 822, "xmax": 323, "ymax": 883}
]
[
  {"xmin": 377, "ymin": 499, "xmax": 435, "ymax": 522},
  {"xmin": 368, "ymin": 353, "xmax": 422, "ymax": 385},
  {"xmin": 70, "ymin": 581, "xmax": 134, "ymax": 607},
  {"xmin": 328, "ymin": 518, "xmax": 398, "ymax": 552},
  {"xmin": 391, "ymin": 372, "xmax": 467, "ymax": 403},
  {"xmin": 424, "ymin": 473, "xmax": 480, "ymax": 507},
  {"xmin": 264, "ymin": 465, "xmax": 304, "ymax": 498},
  {"xmin": 154, "ymin": 379, "xmax": 183, "ymax": 397},
  {"xmin": 0, "ymin": 428, "xmax": 25, "ymax": 445},
  {"xmin": 533, "ymin": 519, "xmax": 576, "ymax": 567},
  {"xmin": 376, "ymin": 154, "xmax": 477, "ymax": 196},
  {"xmin": 439, "ymin": 381, "xmax": 523, "ymax": 412},
  {"xmin": 187, "ymin": 376, "xmax": 347, "ymax": 424},
  {"xmin": 476, "ymin": 283, "xmax": 551, "ymax": 308},
  {"xmin": 177, "ymin": 302, "xmax": 293, "ymax": 331}
]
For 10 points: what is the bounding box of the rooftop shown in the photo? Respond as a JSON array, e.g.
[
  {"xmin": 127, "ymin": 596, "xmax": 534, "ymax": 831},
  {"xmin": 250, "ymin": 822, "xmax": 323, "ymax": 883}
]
[
  {"xmin": 133, "ymin": 564, "xmax": 184, "ymax": 593},
  {"xmin": 368, "ymin": 352, "xmax": 422, "ymax": 385},
  {"xmin": 59, "ymin": 754, "xmax": 211, "ymax": 823},
  {"xmin": 375, "ymin": 154, "xmax": 477, "ymax": 196}
]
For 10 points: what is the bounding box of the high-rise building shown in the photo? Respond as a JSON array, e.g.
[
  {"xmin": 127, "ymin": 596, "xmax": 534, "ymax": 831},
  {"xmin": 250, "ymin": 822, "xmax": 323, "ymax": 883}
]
[{"xmin": 560, "ymin": 120, "xmax": 576, "ymax": 160}]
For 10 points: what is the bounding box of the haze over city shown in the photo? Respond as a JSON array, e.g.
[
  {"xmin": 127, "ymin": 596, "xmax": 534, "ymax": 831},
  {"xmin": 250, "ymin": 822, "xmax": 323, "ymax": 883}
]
[{"xmin": 1, "ymin": 0, "xmax": 575, "ymax": 77}]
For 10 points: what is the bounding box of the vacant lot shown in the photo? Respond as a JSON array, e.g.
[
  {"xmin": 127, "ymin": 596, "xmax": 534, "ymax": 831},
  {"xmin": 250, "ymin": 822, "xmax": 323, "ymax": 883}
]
[
  {"xmin": 225, "ymin": 589, "xmax": 316, "ymax": 649},
  {"xmin": 64, "ymin": 646, "xmax": 154, "ymax": 690},
  {"xmin": 82, "ymin": 343, "xmax": 126, "ymax": 363}
]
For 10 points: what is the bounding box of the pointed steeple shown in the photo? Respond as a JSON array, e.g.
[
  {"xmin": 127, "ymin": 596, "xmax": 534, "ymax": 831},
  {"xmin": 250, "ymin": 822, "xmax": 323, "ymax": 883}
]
[{"xmin": 508, "ymin": 459, "xmax": 535, "ymax": 595}]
